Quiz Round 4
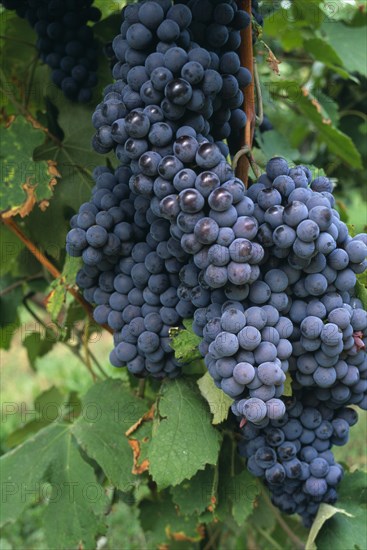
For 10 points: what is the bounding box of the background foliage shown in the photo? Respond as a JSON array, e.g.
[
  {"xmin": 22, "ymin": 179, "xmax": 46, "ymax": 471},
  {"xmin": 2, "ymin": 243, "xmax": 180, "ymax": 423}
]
[{"xmin": 1, "ymin": 1, "xmax": 366, "ymax": 549}]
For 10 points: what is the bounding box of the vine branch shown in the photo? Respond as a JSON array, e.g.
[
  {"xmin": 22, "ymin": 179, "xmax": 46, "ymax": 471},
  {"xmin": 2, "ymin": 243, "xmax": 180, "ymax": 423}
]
[
  {"xmin": 0, "ymin": 273, "xmax": 43, "ymax": 296},
  {"xmin": 236, "ymin": 0, "xmax": 256, "ymax": 185},
  {"xmin": 2, "ymin": 216, "xmax": 113, "ymax": 334}
]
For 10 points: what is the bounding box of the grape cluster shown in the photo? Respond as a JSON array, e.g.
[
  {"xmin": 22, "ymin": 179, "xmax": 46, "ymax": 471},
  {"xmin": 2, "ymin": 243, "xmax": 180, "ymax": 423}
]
[
  {"xmin": 245, "ymin": 157, "xmax": 367, "ymax": 412},
  {"xmin": 67, "ymin": 165, "xmax": 195, "ymax": 378},
  {"xmin": 171, "ymin": 0, "xmax": 253, "ymax": 146},
  {"xmin": 66, "ymin": 0, "xmax": 367, "ymax": 528},
  {"xmin": 1, "ymin": 0, "xmax": 101, "ymax": 102},
  {"xmin": 92, "ymin": 0, "xmax": 252, "ymax": 156},
  {"xmin": 237, "ymin": 392, "xmax": 358, "ymax": 527},
  {"xmin": 200, "ymin": 300, "xmax": 291, "ymax": 421}
]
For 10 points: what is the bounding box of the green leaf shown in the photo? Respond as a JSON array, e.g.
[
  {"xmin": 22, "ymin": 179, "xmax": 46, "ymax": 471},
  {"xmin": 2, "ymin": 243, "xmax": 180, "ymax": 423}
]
[
  {"xmin": 264, "ymin": 9, "xmax": 305, "ymax": 51},
  {"xmin": 170, "ymin": 319, "xmax": 202, "ymax": 363},
  {"xmin": 305, "ymin": 504, "xmax": 353, "ymax": 550},
  {"xmin": 0, "ymin": 422, "xmax": 108, "ymax": 548},
  {"xmin": 271, "ymin": 81, "xmax": 362, "ymax": 168},
  {"xmin": 257, "ymin": 130, "xmax": 300, "ymax": 162},
  {"xmin": 93, "ymin": 1, "xmax": 121, "ymax": 18},
  {"xmin": 0, "ymin": 276, "xmax": 22, "ymax": 350},
  {"xmin": 355, "ymin": 280, "xmax": 367, "ymax": 310},
  {"xmin": 43, "ymin": 430, "xmax": 108, "ymax": 550},
  {"xmin": 314, "ymin": 470, "xmax": 367, "ymax": 550},
  {"xmin": 106, "ymin": 502, "xmax": 146, "ymax": 550},
  {"xmin": 33, "ymin": 93, "xmax": 113, "ymax": 198},
  {"xmin": 148, "ymin": 378, "xmax": 222, "ymax": 489},
  {"xmin": 219, "ymin": 469, "xmax": 261, "ymax": 527},
  {"xmin": 197, "ymin": 372, "xmax": 232, "ymax": 425},
  {"xmin": 46, "ymin": 256, "xmax": 82, "ymax": 320},
  {"xmin": 140, "ymin": 491, "xmax": 204, "ymax": 547},
  {"xmin": 231, "ymin": 470, "xmax": 261, "ymax": 527},
  {"xmin": 170, "ymin": 465, "xmax": 217, "ymax": 516},
  {"xmin": 0, "ymin": 117, "xmax": 60, "ymax": 217},
  {"xmin": 304, "ymin": 38, "xmax": 350, "ymax": 79},
  {"xmin": 72, "ymin": 379, "xmax": 147, "ymax": 492},
  {"xmin": 0, "ymin": 224, "xmax": 26, "ymax": 277},
  {"xmin": 283, "ymin": 372, "xmax": 293, "ymax": 397},
  {"xmin": 23, "ymin": 330, "xmax": 55, "ymax": 370},
  {"xmin": 0, "ymin": 15, "xmax": 39, "ymax": 107},
  {"xmin": 314, "ymin": 91, "xmax": 340, "ymax": 126},
  {"xmin": 321, "ymin": 22, "xmax": 367, "ymax": 76},
  {"xmin": 6, "ymin": 387, "xmax": 66, "ymax": 448},
  {"xmin": 0, "ymin": 423, "xmax": 67, "ymax": 525}
]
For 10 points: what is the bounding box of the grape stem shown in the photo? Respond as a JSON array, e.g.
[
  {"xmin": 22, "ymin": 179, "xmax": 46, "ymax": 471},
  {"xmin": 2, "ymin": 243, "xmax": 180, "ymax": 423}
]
[
  {"xmin": 233, "ymin": 147, "xmax": 262, "ymax": 181},
  {"xmin": 138, "ymin": 379, "xmax": 146, "ymax": 398},
  {"xmin": 260, "ymin": 484, "xmax": 306, "ymax": 550},
  {"xmin": 236, "ymin": 0, "xmax": 256, "ymax": 185},
  {"xmin": 1, "ymin": 217, "xmax": 113, "ymax": 334}
]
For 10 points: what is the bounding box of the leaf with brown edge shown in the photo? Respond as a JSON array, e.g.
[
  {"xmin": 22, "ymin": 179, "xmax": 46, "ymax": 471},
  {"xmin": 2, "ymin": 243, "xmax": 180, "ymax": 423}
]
[
  {"xmin": 126, "ymin": 405, "xmax": 154, "ymax": 475},
  {"xmin": 0, "ymin": 117, "xmax": 61, "ymax": 218},
  {"xmin": 128, "ymin": 439, "xmax": 150, "ymax": 475},
  {"xmin": 302, "ymin": 87, "xmax": 332, "ymax": 125},
  {"xmin": 168, "ymin": 528, "xmax": 204, "ymax": 542}
]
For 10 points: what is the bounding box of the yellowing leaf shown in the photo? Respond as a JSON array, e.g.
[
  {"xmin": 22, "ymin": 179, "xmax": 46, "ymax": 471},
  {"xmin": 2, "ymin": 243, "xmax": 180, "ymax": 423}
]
[{"xmin": 197, "ymin": 372, "xmax": 233, "ymax": 425}]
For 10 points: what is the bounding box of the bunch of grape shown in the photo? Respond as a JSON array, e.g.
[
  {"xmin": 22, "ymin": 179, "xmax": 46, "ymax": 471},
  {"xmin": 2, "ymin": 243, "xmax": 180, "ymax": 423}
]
[
  {"xmin": 92, "ymin": 0, "xmax": 252, "ymax": 156},
  {"xmin": 65, "ymin": 0, "xmax": 367, "ymax": 528},
  {"xmin": 67, "ymin": 165, "xmax": 194, "ymax": 378},
  {"xmin": 237, "ymin": 392, "xmax": 358, "ymax": 527},
  {"xmin": 171, "ymin": 0, "xmax": 253, "ymax": 146},
  {"xmin": 243, "ymin": 157, "xmax": 367, "ymax": 411},
  {"xmin": 199, "ymin": 299, "xmax": 291, "ymax": 422},
  {"xmin": 1, "ymin": 0, "xmax": 101, "ymax": 102}
]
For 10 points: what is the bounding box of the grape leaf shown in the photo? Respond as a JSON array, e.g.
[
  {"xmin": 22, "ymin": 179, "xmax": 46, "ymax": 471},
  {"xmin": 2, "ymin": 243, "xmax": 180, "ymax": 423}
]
[
  {"xmin": 270, "ymin": 80, "xmax": 362, "ymax": 168},
  {"xmin": 197, "ymin": 372, "xmax": 232, "ymax": 425},
  {"xmin": 0, "ymin": 14, "xmax": 40, "ymax": 111},
  {"xmin": 355, "ymin": 280, "xmax": 367, "ymax": 310},
  {"xmin": 42, "ymin": 429, "xmax": 108, "ymax": 550},
  {"xmin": 0, "ymin": 275, "xmax": 22, "ymax": 350},
  {"xmin": 231, "ymin": 469, "xmax": 261, "ymax": 527},
  {"xmin": 0, "ymin": 117, "xmax": 60, "ymax": 218},
  {"xmin": 140, "ymin": 491, "xmax": 205, "ymax": 547},
  {"xmin": 33, "ymin": 92, "xmax": 113, "ymax": 195},
  {"xmin": 257, "ymin": 130, "xmax": 299, "ymax": 161},
  {"xmin": 170, "ymin": 319, "xmax": 202, "ymax": 363},
  {"xmin": 5, "ymin": 387, "xmax": 66, "ymax": 448},
  {"xmin": 93, "ymin": 1, "xmax": 121, "ymax": 18},
  {"xmin": 106, "ymin": 502, "xmax": 146, "ymax": 550},
  {"xmin": 283, "ymin": 372, "xmax": 293, "ymax": 397},
  {"xmin": 23, "ymin": 330, "xmax": 55, "ymax": 370},
  {"xmin": 72, "ymin": 379, "xmax": 148, "ymax": 492},
  {"xmin": 313, "ymin": 470, "xmax": 367, "ymax": 550},
  {"xmin": 215, "ymin": 439, "xmax": 260, "ymax": 526},
  {"xmin": 148, "ymin": 378, "xmax": 222, "ymax": 488},
  {"xmin": 321, "ymin": 22, "xmax": 367, "ymax": 76},
  {"xmin": 170, "ymin": 465, "xmax": 217, "ymax": 516},
  {"xmin": 305, "ymin": 504, "xmax": 353, "ymax": 550},
  {"xmin": 46, "ymin": 256, "xmax": 82, "ymax": 320},
  {"xmin": 304, "ymin": 38, "xmax": 350, "ymax": 79}
]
